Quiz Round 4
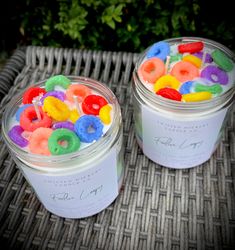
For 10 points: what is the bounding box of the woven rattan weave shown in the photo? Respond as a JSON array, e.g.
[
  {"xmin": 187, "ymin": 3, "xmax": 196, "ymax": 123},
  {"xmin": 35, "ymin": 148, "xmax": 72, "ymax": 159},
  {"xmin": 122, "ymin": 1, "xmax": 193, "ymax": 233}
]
[{"xmin": 0, "ymin": 46, "xmax": 234, "ymax": 249}]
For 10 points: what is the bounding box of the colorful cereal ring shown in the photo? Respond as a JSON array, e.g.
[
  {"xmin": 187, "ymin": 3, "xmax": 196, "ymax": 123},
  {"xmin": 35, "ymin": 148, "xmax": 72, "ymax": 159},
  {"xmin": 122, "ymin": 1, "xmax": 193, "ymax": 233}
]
[
  {"xmin": 169, "ymin": 54, "xmax": 182, "ymax": 63},
  {"xmin": 178, "ymin": 41, "xmax": 204, "ymax": 53},
  {"xmin": 179, "ymin": 81, "xmax": 193, "ymax": 94},
  {"xmin": 48, "ymin": 128, "xmax": 80, "ymax": 155},
  {"xmin": 194, "ymin": 83, "xmax": 223, "ymax": 95},
  {"xmin": 146, "ymin": 41, "xmax": 170, "ymax": 61},
  {"xmin": 99, "ymin": 104, "xmax": 112, "ymax": 125},
  {"xmin": 154, "ymin": 75, "xmax": 180, "ymax": 92},
  {"xmin": 43, "ymin": 96, "xmax": 70, "ymax": 121},
  {"xmin": 8, "ymin": 125, "xmax": 28, "ymax": 147},
  {"xmin": 170, "ymin": 61, "xmax": 199, "ymax": 82},
  {"xmin": 45, "ymin": 75, "xmax": 71, "ymax": 92},
  {"xmin": 182, "ymin": 92, "xmax": 212, "ymax": 102},
  {"xmin": 193, "ymin": 52, "xmax": 213, "ymax": 63},
  {"xmin": 29, "ymin": 127, "xmax": 53, "ymax": 155},
  {"xmin": 182, "ymin": 54, "xmax": 202, "ymax": 68},
  {"xmin": 69, "ymin": 109, "xmax": 80, "ymax": 123},
  {"xmin": 22, "ymin": 87, "xmax": 46, "ymax": 104},
  {"xmin": 74, "ymin": 115, "xmax": 104, "ymax": 143},
  {"xmin": 20, "ymin": 106, "xmax": 52, "ymax": 132},
  {"xmin": 82, "ymin": 95, "xmax": 108, "ymax": 115},
  {"xmin": 66, "ymin": 84, "xmax": 92, "ymax": 103},
  {"xmin": 200, "ymin": 65, "xmax": 228, "ymax": 85},
  {"xmin": 211, "ymin": 49, "xmax": 233, "ymax": 72},
  {"xmin": 52, "ymin": 121, "xmax": 75, "ymax": 131},
  {"xmin": 138, "ymin": 58, "xmax": 165, "ymax": 84},
  {"xmin": 16, "ymin": 104, "xmax": 33, "ymax": 121},
  {"xmin": 40, "ymin": 90, "xmax": 65, "ymax": 103},
  {"xmin": 156, "ymin": 88, "xmax": 182, "ymax": 101}
]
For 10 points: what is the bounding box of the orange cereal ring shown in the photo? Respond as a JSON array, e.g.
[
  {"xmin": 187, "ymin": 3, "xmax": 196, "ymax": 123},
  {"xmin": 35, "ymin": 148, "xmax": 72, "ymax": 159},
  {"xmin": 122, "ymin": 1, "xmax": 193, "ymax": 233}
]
[
  {"xmin": 29, "ymin": 127, "xmax": 53, "ymax": 155},
  {"xmin": 43, "ymin": 96, "xmax": 70, "ymax": 121},
  {"xmin": 66, "ymin": 84, "xmax": 91, "ymax": 103},
  {"xmin": 182, "ymin": 54, "xmax": 202, "ymax": 68},
  {"xmin": 170, "ymin": 61, "xmax": 199, "ymax": 82},
  {"xmin": 138, "ymin": 58, "xmax": 165, "ymax": 84},
  {"xmin": 154, "ymin": 75, "xmax": 180, "ymax": 92}
]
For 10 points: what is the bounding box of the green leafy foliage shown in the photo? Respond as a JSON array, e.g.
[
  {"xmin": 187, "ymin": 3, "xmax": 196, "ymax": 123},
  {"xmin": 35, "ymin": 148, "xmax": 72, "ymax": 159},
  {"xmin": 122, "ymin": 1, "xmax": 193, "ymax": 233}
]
[{"xmin": 13, "ymin": 0, "xmax": 234, "ymax": 52}]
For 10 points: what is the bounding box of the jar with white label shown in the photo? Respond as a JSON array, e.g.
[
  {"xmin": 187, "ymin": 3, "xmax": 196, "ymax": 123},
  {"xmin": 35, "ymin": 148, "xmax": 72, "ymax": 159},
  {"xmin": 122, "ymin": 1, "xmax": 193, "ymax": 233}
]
[
  {"xmin": 132, "ymin": 37, "xmax": 235, "ymax": 169},
  {"xmin": 2, "ymin": 76, "xmax": 124, "ymax": 218}
]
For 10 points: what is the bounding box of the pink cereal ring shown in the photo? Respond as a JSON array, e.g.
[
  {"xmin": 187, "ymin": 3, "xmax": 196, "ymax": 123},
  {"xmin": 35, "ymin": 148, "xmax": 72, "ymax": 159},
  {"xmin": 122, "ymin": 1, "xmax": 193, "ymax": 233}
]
[
  {"xmin": 138, "ymin": 58, "xmax": 165, "ymax": 84},
  {"xmin": 66, "ymin": 84, "xmax": 91, "ymax": 103},
  {"xmin": 20, "ymin": 106, "xmax": 52, "ymax": 132},
  {"xmin": 29, "ymin": 127, "xmax": 53, "ymax": 155},
  {"xmin": 170, "ymin": 61, "xmax": 199, "ymax": 82}
]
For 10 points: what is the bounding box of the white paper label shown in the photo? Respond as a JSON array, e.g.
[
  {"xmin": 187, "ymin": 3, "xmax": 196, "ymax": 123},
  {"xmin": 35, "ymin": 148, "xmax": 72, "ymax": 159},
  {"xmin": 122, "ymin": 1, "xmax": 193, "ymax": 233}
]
[
  {"xmin": 142, "ymin": 105, "xmax": 227, "ymax": 168},
  {"xmin": 21, "ymin": 149, "xmax": 118, "ymax": 218}
]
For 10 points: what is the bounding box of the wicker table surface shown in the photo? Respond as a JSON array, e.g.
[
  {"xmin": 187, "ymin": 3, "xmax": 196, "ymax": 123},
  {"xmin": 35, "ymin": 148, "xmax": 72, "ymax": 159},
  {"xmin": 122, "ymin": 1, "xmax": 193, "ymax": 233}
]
[{"xmin": 0, "ymin": 46, "xmax": 234, "ymax": 250}]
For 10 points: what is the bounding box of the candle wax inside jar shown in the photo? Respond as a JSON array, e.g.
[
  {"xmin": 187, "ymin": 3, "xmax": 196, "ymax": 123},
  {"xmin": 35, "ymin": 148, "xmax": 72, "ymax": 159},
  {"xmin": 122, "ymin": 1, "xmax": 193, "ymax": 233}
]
[
  {"xmin": 7, "ymin": 76, "xmax": 114, "ymax": 155},
  {"xmin": 137, "ymin": 40, "xmax": 235, "ymax": 102}
]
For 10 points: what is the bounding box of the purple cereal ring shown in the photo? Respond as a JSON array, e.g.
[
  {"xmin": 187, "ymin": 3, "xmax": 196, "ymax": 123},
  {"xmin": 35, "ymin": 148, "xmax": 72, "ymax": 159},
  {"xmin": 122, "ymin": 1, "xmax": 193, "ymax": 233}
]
[
  {"xmin": 8, "ymin": 125, "xmax": 28, "ymax": 147},
  {"xmin": 40, "ymin": 90, "xmax": 65, "ymax": 103},
  {"xmin": 193, "ymin": 52, "xmax": 213, "ymax": 63},
  {"xmin": 200, "ymin": 65, "xmax": 228, "ymax": 85},
  {"xmin": 52, "ymin": 121, "xmax": 74, "ymax": 131}
]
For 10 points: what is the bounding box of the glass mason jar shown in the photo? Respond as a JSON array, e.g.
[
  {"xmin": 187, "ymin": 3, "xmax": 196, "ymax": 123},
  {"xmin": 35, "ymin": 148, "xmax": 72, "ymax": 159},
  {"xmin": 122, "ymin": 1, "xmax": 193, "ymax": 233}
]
[
  {"xmin": 132, "ymin": 37, "xmax": 235, "ymax": 169},
  {"xmin": 2, "ymin": 76, "xmax": 124, "ymax": 218}
]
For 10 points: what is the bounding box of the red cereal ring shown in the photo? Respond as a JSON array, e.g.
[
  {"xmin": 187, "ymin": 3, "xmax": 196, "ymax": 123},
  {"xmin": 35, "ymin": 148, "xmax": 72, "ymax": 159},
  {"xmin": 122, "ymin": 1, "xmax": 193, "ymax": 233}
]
[
  {"xmin": 178, "ymin": 41, "xmax": 204, "ymax": 54},
  {"xmin": 137, "ymin": 58, "xmax": 165, "ymax": 84},
  {"xmin": 156, "ymin": 88, "xmax": 182, "ymax": 101},
  {"xmin": 20, "ymin": 106, "xmax": 52, "ymax": 132},
  {"xmin": 170, "ymin": 61, "xmax": 199, "ymax": 82},
  {"xmin": 22, "ymin": 87, "xmax": 46, "ymax": 104},
  {"xmin": 82, "ymin": 95, "xmax": 108, "ymax": 115}
]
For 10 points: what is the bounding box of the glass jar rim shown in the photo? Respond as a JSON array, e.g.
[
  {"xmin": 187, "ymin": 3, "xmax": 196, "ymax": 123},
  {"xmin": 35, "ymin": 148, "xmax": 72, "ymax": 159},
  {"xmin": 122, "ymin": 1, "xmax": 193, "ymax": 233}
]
[
  {"xmin": 2, "ymin": 76, "xmax": 122, "ymax": 164},
  {"xmin": 134, "ymin": 36, "xmax": 235, "ymax": 112}
]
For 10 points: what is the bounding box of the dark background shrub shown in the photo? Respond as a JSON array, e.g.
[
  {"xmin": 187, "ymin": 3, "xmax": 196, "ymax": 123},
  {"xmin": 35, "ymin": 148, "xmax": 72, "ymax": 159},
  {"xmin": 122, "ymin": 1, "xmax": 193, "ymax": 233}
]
[{"xmin": 1, "ymin": 0, "xmax": 234, "ymax": 57}]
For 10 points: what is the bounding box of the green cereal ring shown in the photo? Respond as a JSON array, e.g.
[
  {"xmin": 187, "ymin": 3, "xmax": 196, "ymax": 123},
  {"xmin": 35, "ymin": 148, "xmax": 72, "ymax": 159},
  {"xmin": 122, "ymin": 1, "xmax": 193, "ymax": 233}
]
[
  {"xmin": 211, "ymin": 49, "xmax": 233, "ymax": 72},
  {"xmin": 45, "ymin": 75, "xmax": 71, "ymax": 92},
  {"xmin": 48, "ymin": 128, "xmax": 80, "ymax": 155},
  {"xmin": 194, "ymin": 83, "xmax": 223, "ymax": 95},
  {"xmin": 170, "ymin": 54, "xmax": 182, "ymax": 63}
]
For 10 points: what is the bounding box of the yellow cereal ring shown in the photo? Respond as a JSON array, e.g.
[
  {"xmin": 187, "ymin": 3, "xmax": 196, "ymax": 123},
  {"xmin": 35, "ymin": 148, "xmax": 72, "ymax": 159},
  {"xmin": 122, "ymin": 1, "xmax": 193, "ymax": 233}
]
[
  {"xmin": 182, "ymin": 92, "xmax": 212, "ymax": 102},
  {"xmin": 183, "ymin": 54, "xmax": 202, "ymax": 68},
  {"xmin": 43, "ymin": 96, "xmax": 70, "ymax": 121},
  {"xmin": 69, "ymin": 109, "xmax": 80, "ymax": 123},
  {"xmin": 154, "ymin": 75, "xmax": 180, "ymax": 93},
  {"xmin": 99, "ymin": 104, "xmax": 112, "ymax": 125}
]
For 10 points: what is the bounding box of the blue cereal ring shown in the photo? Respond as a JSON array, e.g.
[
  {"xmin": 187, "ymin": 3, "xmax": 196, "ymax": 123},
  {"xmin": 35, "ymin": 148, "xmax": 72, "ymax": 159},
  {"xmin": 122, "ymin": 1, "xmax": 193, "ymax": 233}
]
[
  {"xmin": 16, "ymin": 104, "xmax": 33, "ymax": 122},
  {"xmin": 179, "ymin": 81, "xmax": 193, "ymax": 94},
  {"xmin": 146, "ymin": 41, "xmax": 170, "ymax": 61},
  {"xmin": 74, "ymin": 115, "xmax": 104, "ymax": 143}
]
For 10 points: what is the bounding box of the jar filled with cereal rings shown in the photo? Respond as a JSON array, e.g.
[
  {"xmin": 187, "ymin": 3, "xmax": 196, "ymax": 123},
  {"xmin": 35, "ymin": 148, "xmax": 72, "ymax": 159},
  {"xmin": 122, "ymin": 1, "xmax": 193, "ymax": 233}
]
[
  {"xmin": 2, "ymin": 76, "xmax": 124, "ymax": 218},
  {"xmin": 132, "ymin": 37, "xmax": 235, "ymax": 168}
]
